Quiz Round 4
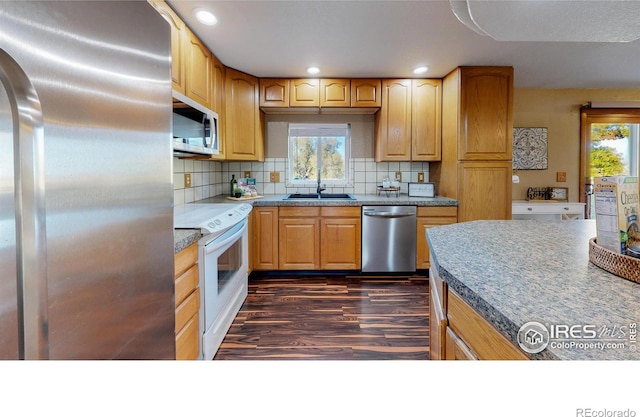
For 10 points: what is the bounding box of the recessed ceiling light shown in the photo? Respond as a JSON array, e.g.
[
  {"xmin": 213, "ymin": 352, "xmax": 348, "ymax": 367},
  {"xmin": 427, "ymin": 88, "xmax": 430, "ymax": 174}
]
[
  {"xmin": 413, "ymin": 66, "xmax": 429, "ymax": 75},
  {"xmin": 194, "ymin": 9, "xmax": 218, "ymax": 26},
  {"xmin": 307, "ymin": 66, "xmax": 320, "ymax": 75}
]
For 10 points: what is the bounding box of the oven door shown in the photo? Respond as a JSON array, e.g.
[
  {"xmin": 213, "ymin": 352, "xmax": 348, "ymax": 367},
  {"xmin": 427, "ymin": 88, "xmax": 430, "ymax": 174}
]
[{"xmin": 199, "ymin": 218, "xmax": 248, "ymax": 360}]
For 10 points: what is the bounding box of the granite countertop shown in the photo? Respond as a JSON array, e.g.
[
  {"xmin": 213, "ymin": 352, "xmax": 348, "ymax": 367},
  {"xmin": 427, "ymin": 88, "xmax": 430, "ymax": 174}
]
[
  {"xmin": 197, "ymin": 193, "xmax": 458, "ymax": 207},
  {"xmin": 174, "ymin": 229, "xmax": 200, "ymax": 254},
  {"xmin": 426, "ymin": 220, "xmax": 640, "ymax": 360},
  {"xmin": 174, "ymin": 193, "xmax": 458, "ymax": 253}
]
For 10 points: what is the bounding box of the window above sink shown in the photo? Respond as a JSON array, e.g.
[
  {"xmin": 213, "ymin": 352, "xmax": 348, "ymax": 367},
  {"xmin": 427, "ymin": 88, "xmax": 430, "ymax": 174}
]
[{"xmin": 288, "ymin": 123, "xmax": 352, "ymax": 189}]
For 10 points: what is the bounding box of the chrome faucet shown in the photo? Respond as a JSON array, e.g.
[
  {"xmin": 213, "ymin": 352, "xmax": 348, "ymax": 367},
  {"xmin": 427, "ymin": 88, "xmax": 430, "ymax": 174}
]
[{"xmin": 316, "ymin": 169, "xmax": 325, "ymax": 194}]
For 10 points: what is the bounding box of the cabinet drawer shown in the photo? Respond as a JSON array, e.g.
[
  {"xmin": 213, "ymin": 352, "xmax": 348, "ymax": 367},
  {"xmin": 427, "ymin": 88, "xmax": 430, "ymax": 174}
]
[
  {"xmin": 320, "ymin": 206, "xmax": 360, "ymax": 217},
  {"xmin": 417, "ymin": 206, "xmax": 457, "ymax": 218},
  {"xmin": 512, "ymin": 202, "xmax": 584, "ymax": 215},
  {"xmin": 175, "ymin": 313, "xmax": 199, "ymax": 360},
  {"xmin": 447, "ymin": 290, "xmax": 527, "ymax": 360},
  {"xmin": 174, "ymin": 243, "xmax": 198, "ymax": 277},
  {"xmin": 280, "ymin": 206, "xmax": 320, "ymax": 217},
  {"xmin": 175, "ymin": 287, "xmax": 200, "ymax": 333},
  {"xmin": 175, "ymin": 264, "xmax": 198, "ymax": 307}
]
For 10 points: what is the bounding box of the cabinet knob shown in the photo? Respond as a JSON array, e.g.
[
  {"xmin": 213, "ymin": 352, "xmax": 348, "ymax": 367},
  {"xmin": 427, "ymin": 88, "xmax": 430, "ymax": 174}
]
[
  {"xmin": 563, "ymin": 207, "xmax": 569, "ymax": 210},
  {"xmin": 527, "ymin": 207, "xmax": 533, "ymax": 211}
]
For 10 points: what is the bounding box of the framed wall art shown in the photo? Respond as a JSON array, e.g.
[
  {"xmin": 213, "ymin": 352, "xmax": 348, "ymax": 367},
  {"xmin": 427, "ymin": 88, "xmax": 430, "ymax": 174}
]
[{"xmin": 513, "ymin": 127, "xmax": 548, "ymax": 170}]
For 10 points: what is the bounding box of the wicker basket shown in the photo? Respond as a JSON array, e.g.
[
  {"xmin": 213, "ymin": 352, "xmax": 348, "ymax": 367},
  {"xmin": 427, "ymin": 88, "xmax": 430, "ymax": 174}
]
[{"xmin": 589, "ymin": 238, "xmax": 640, "ymax": 284}]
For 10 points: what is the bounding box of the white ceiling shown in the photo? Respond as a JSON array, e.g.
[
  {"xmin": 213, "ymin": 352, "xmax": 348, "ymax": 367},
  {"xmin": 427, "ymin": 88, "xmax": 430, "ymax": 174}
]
[{"xmin": 167, "ymin": 0, "xmax": 640, "ymax": 89}]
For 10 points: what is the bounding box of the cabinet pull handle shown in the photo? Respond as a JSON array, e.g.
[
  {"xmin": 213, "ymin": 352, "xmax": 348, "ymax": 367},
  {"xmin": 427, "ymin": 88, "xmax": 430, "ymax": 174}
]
[{"xmin": 527, "ymin": 207, "xmax": 533, "ymax": 211}]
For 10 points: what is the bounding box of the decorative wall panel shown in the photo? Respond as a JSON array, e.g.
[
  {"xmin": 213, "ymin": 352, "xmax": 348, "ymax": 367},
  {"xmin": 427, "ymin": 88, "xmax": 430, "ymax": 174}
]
[{"xmin": 513, "ymin": 127, "xmax": 548, "ymax": 170}]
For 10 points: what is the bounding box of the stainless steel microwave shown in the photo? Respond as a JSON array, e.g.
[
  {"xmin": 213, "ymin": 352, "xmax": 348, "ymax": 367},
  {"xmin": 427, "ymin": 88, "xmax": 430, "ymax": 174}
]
[{"xmin": 172, "ymin": 91, "xmax": 219, "ymax": 156}]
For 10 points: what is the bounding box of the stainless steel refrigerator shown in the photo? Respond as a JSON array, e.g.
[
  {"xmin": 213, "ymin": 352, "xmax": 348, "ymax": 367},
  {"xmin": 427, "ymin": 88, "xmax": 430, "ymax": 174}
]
[{"xmin": 0, "ymin": 1, "xmax": 175, "ymax": 359}]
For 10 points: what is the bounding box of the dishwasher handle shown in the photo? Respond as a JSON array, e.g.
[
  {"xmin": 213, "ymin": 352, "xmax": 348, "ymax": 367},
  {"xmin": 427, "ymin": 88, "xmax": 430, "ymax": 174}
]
[{"xmin": 363, "ymin": 210, "xmax": 415, "ymax": 219}]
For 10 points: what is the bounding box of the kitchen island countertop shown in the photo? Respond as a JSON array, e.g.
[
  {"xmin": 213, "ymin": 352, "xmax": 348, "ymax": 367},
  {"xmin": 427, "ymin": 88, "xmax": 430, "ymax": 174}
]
[{"xmin": 426, "ymin": 220, "xmax": 640, "ymax": 360}]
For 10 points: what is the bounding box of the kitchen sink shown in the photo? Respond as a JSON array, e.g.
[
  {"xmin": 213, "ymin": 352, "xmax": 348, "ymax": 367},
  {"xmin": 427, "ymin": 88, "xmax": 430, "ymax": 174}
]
[{"xmin": 284, "ymin": 193, "xmax": 356, "ymax": 200}]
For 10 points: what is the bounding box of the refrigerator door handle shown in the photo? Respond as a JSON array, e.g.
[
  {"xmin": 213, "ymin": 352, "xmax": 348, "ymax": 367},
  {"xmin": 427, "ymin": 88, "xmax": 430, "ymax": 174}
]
[{"xmin": 0, "ymin": 48, "xmax": 49, "ymax": 359}]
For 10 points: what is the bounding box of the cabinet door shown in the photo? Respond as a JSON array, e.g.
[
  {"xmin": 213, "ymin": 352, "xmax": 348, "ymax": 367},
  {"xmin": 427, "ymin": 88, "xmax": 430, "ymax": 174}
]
[
  {"xmin": 210, "ymin": 54, "xmax": 226, "ymax": 160},
  {"xmin": 253, "ymin": 207, "xmax": 279, "ymax": 270},
  {"xmin": 458, "ymin": 67, "xmax": 513, "ymax": 161},
  {"xmin": 375, "ymin": 79, "xmax": 412, "ymax": 161},
  {"xmin": 320, "ymin": 79, "xmax": 350, "ymax": 107},
  {"xmin": 351, "ymin": 79, "xmax": 381, "ymax": 107},
  {"xmin": 320, "ymin": 218, "xmax": 361, "ymax": 269},
  {"xmin": 260, "ymin": 79, "xmax": 290, "ymax": 107},
  {"xmin": 411, "ymin": 79, "xmax": 442, "ymax": 161},
  {"xmin": 429, "ymin": 273, "xmax": 447, "ymax": 360},
  {"xmin": 416, "ymin": 207, "xmax": 457, "ymax": 269},
  {"xmin": 290, "ymin": 79, "xmax": 320, "ymax": 107},
  {"xmin": 225, "ymin": 69, "xmax": 264, "ymax": 161},
  {"xmin": 457, "ymin": 161, "xmax": 512, "ymax": 222},
  {"xmin": 445, "ymin": 327, "xmax": 478, "ymax": 360},
  {"xmin": 279, "ymin": 218, "xmax": 320, "ymax": 269},
  {"xmin": 184, "ymin": 27, "xmax": 212, "ymax": 109},
  {"xmin": 148, "ymin": 0, "xmax": 186, "ymax": 94}
]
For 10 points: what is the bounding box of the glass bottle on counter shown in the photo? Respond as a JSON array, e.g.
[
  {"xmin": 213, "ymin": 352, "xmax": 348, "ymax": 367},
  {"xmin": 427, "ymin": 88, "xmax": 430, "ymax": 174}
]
[{"xmin": 230, "ymin": 174, "xmax": 237, "ymax": 196}]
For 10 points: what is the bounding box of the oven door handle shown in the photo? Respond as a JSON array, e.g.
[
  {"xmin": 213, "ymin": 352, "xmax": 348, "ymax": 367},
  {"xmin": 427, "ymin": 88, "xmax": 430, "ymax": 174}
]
[{"xmin": 203, "ymin": 219, "xmax": 247, "ymax": 255}]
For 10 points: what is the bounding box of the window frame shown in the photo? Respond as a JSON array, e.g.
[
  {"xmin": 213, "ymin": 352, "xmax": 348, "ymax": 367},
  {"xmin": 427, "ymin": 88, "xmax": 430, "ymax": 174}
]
[{"xmin": 287, "ymin": 123, "xmax": 352, "ymax": 188}]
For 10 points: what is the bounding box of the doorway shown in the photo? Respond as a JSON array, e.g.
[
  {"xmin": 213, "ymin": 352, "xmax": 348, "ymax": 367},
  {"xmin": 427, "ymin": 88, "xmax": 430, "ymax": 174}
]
[{"xmin": 580, "ymin": 107, "xmax": 640, "ymax": 218}]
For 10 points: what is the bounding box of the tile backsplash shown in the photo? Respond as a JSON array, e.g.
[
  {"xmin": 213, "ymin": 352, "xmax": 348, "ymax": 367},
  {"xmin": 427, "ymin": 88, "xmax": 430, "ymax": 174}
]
[{"xmin": 173, "ymin": 157, "xmax": 429, "ymax": 206}]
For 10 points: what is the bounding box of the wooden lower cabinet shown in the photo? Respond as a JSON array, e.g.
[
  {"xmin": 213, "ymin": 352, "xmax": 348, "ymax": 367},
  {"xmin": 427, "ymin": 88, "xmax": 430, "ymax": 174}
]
[
  {"xmin": 445, "ymin": 327, "xmax": 477, "ymax": 360},
  {"xmin": 429, "ymin": 251, "xmax": 527, "ymax": 360},
  {"xmin": 252, "ymin": 207, "xmax": 279, "ymax": 270},
  {"xmin": 174, "ymin": 243, "xmax": 200, "ymax": 360},
  {"xmin": 320, "ymin": 207, "xmax": 361, "ymax": 270},
  {"xmin": 416, "ymin": 206, "xmax": 457, "ymax": 269},
  {"xmin": 429, "ymin": 270, "xmax": 447, "ymax": 360},
  {"xmin": 254, "ymin": 206, "xmax": 361, "ymax": 271},
  {"xmin": 279, "ymin": 207, "xmax": 321, "ymax": 269}
]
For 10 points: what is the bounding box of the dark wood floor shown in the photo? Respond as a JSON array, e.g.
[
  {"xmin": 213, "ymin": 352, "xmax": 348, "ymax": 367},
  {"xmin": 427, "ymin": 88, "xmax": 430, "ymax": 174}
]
[{"xmin": 214, "ymin": 274, "xmax": 430, "ymax": 360}]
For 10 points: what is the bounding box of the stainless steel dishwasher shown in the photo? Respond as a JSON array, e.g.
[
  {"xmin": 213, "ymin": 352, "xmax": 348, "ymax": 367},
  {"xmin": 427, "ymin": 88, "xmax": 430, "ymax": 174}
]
[{"xmin": 361, "ymin": 206, "xmax": 417, "ymax": 273}]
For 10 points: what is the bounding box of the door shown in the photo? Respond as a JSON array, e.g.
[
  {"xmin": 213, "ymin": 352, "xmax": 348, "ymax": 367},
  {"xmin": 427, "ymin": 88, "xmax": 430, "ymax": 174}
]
[{"xmin": 580, "ymin": 108, "xmax": 640, "ymax": 218}]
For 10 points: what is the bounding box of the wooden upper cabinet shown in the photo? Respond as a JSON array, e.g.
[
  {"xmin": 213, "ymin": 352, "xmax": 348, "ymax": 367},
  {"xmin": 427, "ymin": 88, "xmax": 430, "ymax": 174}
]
[
  {"xmin": 412, "ymin": 79, "xmax": 442, "ymax": 161},
  {"xmin": 260, "ymin": 79, "xmax": 290, "ymax": 107},
  {"xmin": 184, "ymin": 27, "xmax": 212, "ymax": 109},
  {"xmin": 375, "ymin": 79, "xmax": 413, "ymax": 161},
  {"xmin": 210, "ymin": 54, "xmax": 226, "ymax": 159},
  {"xmin": 457, "ymin": 67, "xmax": 513, "ymax": 161},
  {"xmin": 225, "ymin": 68, "xmax": 264, "ymax": 161},
  {"xmin": 351, "ymin": 79, "xmax": 381, "ymax": 107},
  {"xmin": 320, "ymin": 79, "xmax": 350, "ymax": 107},
  {"xmin": 290, "ymin": 79, "xmax": 320, "ymax": 107},
  {"xmin": 148, "ymin": 0, "xmax": 186, "ymax": 94}
]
